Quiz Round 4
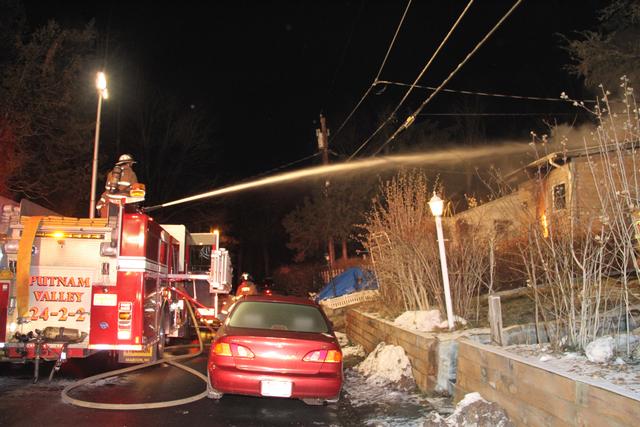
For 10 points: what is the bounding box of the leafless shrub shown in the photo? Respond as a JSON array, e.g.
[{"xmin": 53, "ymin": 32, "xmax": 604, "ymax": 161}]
[
  {"xmin": 522, "ymin": 78, "xmax": 640, "ymax": 352},
  {"xmin": 361, "ymin": 170, "xmax": 487, "ymax": 321}
]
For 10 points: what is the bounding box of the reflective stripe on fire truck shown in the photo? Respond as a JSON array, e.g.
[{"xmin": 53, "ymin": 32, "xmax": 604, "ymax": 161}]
[
  {"xmin": 17, "ymin": 216, "xmax": 43, "ymax": 318},
  {"xmin": 89, "ymin": 344, "xmax": 143, "ymax": 351},
  {"xmin": 117, "ymin": 256, "xmax": 168, "ymax": 274}
]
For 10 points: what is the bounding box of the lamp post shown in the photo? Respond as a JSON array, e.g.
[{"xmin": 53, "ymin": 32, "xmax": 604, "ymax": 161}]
[
  {"xmin": 428, "ymin": 192, "xmax": 455, "ymax": 330},
  {"xmin": 89, "ymin": 71, "xmax": 109, "ymax": 219}
]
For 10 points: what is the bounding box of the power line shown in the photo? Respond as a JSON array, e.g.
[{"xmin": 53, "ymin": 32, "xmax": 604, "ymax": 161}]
[
  {"xmin": 376, "ymin": 79, "xmax": 597, "ymax": 104},
  {"xmin": 324, "ymin": 0, "xmax": 366, "ymax": 110},
  {"xmin": 373, "ymin": 0, "xmax": 525, "ymax": 156},
  {"xmin": 418, "ymin": 112, "xmax": 585, "ymax": 117},
  {"xmin": 330, "ymin": 0, "xmax": 413, "ymax": 142},
  {"xmin": 348, "ymin": 0, "xmax": 476, "ymax": 160},
  {"xmin": 250, "ymin": 152, "xmax": 322, "ymax": 179}
]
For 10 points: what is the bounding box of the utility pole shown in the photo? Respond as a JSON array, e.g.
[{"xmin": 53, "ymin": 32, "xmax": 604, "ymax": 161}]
[{"xmin": 316, "ymin": 114, "xmax": 335, "ymax": 269}]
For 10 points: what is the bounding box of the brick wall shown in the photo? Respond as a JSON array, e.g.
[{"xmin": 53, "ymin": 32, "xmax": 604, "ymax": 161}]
[{"xmin": 456, "ymin": 339, "xmax": 640, "ymax": 427}]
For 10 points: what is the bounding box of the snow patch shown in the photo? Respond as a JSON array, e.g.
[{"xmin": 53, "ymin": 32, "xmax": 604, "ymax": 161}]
[
  {"xmin": 585, "ymin": 336, "xmax": 615, "ymax": 363},
  {"xmin": 355, "ymin": 342, "xmax": 413, "ymax": 387},
  {"xmin": 334, "ymin": 331, "xmax": 350, "ymax": 347},
  {"xmin": 455, "ymin": 392, "xmax": 484, "ymax": 411},
  {"xmin": 394, "ymin": 310, "xmax": 466, "ymax": 332},
  {"xmin": 342, "ymin": 344, "xmax": 366, "ymax": 358},
  {"xmin": 423, "ymin": 392, "xmax": 513, "ymax": 427},
  {"xmin": 335, "ymin": 331, "xmax": 366, "ymax": 358},
  {"xmin": 505, "ymin": 341, "xmax": 640, "ymax": 395}
]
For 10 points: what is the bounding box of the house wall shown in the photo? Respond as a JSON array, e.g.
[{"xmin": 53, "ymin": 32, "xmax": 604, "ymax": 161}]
[
  {"xmin": 572, "ymin": 153, "xmax": 640, "ymax": 221},
  {"xmin": 451, "ymin": 189, "xmax": 534, "ymax": 237},
  {"xmin": 451, "ymin": 149, "xmax": 640, "ymax": 237}
]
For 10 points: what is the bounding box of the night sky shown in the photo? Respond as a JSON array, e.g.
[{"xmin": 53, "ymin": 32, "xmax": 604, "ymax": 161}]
[
  {"xmin": 20, "ymin": 0, "xmax": 602, "ymax": 275},
  {"xmin": 23, "ymin": 1, "xmax": 600, "ymax": 172}
]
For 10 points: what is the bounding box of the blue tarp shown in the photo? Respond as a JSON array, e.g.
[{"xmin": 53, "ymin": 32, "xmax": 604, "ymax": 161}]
[{"xmin": 316, "ymin": 267, "xmax": 378, "ymax": 302}]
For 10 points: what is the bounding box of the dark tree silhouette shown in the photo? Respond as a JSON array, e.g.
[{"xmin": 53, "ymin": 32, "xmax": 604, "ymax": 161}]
[{"xmin": 0, "ymin": 14, "xmax": 97, "ymax": 214}]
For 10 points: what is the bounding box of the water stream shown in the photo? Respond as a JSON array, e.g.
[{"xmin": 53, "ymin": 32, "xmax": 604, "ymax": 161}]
[{"xmin": 145, "ymin": 143, "xmax": 529, "ymax": 211}]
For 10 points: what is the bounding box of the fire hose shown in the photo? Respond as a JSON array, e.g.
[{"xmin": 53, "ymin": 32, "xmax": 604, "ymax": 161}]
[{"xmin": 61, "ymin": 300, "xmax": 213, "ymax": 410}]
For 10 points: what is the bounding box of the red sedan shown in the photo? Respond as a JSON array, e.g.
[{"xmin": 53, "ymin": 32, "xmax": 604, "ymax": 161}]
[{"xmin": 207, "ymin": 295, "xmax": 342, "ymax": 405}]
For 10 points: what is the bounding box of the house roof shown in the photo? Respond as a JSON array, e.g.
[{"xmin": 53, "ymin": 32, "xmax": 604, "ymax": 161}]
[{"xmin": 505, "ymin": 141, "xmax": 639, "ymax": 182}]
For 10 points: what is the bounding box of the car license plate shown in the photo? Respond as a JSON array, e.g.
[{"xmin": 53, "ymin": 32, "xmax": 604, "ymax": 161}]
[{"xmin": 260, "ymin": 380, "xmax": 292, "ymax": 397}]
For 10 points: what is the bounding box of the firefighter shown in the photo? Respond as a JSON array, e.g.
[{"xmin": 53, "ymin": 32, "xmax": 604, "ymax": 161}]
[
  {"xmin": 96, "ymin": 154, "xmax": 139, "ymax": 217},
  {"xmin": 235, "ymin": 272, "xmax": 258, "ymax": 297}
]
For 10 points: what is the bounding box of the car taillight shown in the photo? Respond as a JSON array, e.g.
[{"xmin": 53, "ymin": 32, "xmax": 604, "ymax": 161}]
[
  {"xmin": 213, "ymin": 342, "xmax": 255, "ymax": 358},
  {"xmin": 303, "ymin": 349, "xmax": 342, "ymax": 363},
  {"xmin": 233, "ymin": 344, "xmax": 255, "ymax": 358},
  {"xmin": 325, "ymin": 350, "xmax": 342, "ymax": 363},
  {"xmin": 214, "ymin": 342, "xmax": 232, "ymax": 356}
]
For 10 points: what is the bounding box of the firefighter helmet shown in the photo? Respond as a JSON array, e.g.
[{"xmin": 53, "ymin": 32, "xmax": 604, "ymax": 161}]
[{"xmin": 116, "ymin": 154, "xmax": 136, "ymax": 165}]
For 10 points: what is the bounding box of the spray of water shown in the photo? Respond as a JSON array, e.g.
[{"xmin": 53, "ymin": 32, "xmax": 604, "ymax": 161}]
[{"xmin": 144, "ymin": 143, "xmax": 529, "ymax": 211}]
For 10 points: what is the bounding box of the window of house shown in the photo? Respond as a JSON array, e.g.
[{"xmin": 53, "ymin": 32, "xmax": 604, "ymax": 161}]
[{"xmin": 553, "ymin": 183, "xmax": 566, "ymax": 210}]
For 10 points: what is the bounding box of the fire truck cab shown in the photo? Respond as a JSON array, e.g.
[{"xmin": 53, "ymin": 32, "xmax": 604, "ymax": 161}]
[{"xmin": 0, "ymin": 196, "xmax": 231, "ymax": 368}]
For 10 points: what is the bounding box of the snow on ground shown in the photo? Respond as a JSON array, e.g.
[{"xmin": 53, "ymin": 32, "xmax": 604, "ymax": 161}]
[
  {"xmin": 423, "ymin": 392, "xmax": 513, "ymax": 427},
  {"xmin": 355, "ymin": 342, "xmax": 413, "ymax": 387},
  {"xmin": 334, "ymin": 331, "xmax": 350, "ymax": 348},
  {"xmin": 335, "ymin": 331, "xmax": 366, "ymax": 358},
  {"xmin": 342, "ymin": 344, "xmax": 366, "ymax": 358},
  {"xmin": 505, "ymin": 335, "xmax": 640, "ymax": 395},
  {"xmin": 343, "ymin": 341, "xmax": 453, "ymax": 426},
  {"xmin": 343, "ymin": 368, "xmax": 452, "ymax": 427},
  {"xmin": 394, "ymin": 310, "xmax": 467, "ymax": 332}
]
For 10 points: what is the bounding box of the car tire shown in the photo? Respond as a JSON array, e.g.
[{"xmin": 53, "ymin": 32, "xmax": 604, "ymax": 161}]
[{"xmin": 207, "ymin": 371, "xmax": 223, "ymax": 400}]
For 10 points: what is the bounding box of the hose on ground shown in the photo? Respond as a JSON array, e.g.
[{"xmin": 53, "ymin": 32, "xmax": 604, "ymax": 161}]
[{"xmin": 61, "ymin": 300, "xmax": 212, "ymax": 410}]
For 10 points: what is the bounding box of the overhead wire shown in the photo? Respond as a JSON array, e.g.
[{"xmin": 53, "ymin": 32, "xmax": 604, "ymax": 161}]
[
  {"xmin": 418, "ymin": 112, "xmax": 585, "ymax": 117},
  {"xmin": 348, "ymin": 0, "xmax": 476, "ymax": 160},
  {"xmin": 330, "ymin": 0, "xmax": 413, "ymax": 142},
  {"xmin": 376, "ymin": 79, "xmax": 597, "ymax": 104},
  {"xmin": 373, "ymin": 0, "xmax": 525, "ymax": 156},
  {"xmin": 251, "ymin": 152, "xmax": 322, "ymax": 179},
  {"xmin": 324, "ymin": 0, "xmax": 366, "ymax": 110}
]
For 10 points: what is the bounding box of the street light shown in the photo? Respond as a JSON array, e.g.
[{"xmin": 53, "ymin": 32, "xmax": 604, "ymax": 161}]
[
  {"xmin": 89, "ymin": 71, "xmax": 109, "ymax": 219},
  {"xmin": 428, "ymin": 192, "xmax": 455, "ymax": 330}
]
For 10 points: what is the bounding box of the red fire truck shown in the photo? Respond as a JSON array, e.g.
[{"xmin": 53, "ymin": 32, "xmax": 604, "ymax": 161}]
[{"xmin": 0, "ymin": 194, "xmax": 231, "ymax": 378}]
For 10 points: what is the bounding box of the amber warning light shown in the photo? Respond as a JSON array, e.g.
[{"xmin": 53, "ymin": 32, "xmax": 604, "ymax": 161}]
[{"xmin": 130, "ymin": 183, "xmax": 146, "ymax": 198}]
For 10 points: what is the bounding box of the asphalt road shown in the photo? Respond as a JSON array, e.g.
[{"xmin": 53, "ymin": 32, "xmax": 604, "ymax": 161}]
[{"xmin": 0, "ymin": 343, "xmax": 439, "ymax": 427}]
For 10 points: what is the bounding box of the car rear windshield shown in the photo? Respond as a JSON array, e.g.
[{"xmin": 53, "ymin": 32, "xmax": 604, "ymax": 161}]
[{"xmin": 228, "ymin": 301, "xmax": 329, "ymax": 333}]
